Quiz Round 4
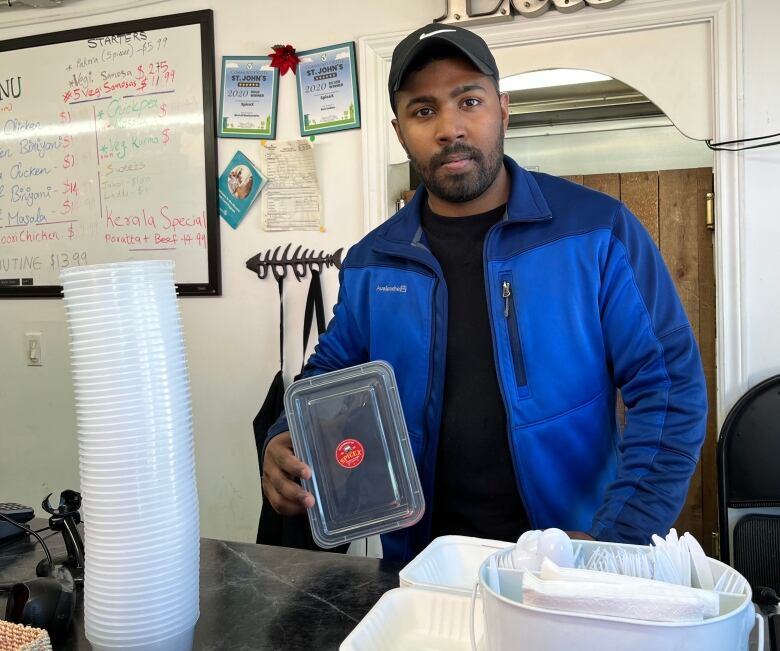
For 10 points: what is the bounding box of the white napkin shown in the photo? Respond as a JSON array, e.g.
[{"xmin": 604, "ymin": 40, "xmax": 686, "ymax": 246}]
[{"xmin": 522, "ymin": 559, "xmax": 719, "ymax": 622}]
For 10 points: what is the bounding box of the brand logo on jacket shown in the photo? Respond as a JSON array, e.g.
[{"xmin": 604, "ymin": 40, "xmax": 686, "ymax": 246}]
[{"xmin": 376, "ymin": 284, "xmax": 407, "ymax": 293}]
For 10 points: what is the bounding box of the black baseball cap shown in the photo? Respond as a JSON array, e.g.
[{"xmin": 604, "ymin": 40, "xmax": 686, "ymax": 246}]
[{"xmin": 388, "ymin": 23, "xmax": 499, "ymax": 112}]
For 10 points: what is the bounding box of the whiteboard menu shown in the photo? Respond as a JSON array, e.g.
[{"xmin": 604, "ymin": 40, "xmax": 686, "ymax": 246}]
[{"xmin": 0, "ymin": 10, "xmax": 220, "ymax": 297}]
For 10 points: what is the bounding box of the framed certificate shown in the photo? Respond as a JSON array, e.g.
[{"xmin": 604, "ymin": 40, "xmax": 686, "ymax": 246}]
[
  {"xmin": 296, "ymin": 42, "xmax": 361, "ymax": 136},
  {"xmin": 219, "ymin": 56, "xmax": 279, "ymax": 139}
]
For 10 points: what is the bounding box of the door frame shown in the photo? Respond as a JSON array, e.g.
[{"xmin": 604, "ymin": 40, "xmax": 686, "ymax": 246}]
[{"xmin": 359, "ymin": 0, "xmax": 744, "ymax": 429}]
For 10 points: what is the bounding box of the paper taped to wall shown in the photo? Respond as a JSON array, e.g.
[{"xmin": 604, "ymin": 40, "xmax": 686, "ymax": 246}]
[{"xmin": 260, "ymin": 139, "xmax": 322, "ymax": 231}]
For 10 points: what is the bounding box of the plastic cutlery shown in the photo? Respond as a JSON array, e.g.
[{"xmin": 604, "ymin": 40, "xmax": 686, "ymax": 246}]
[
  {"xmin": 683, "ymin": 532, "xmax": 714, "ymax": 590},
  {"xmin": 714, "ymin": 570, "xmax": 748, "ymax": 594}
]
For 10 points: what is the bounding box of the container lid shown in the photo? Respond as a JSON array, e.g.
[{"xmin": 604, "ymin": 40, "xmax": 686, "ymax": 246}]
[{"xmin": 284, "ymin": 361, "xmax": 424, "ymax": 548}]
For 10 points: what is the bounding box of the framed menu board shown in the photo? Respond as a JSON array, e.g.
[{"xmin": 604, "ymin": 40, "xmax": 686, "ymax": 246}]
[{"xmin": 0, "ymin": 10, "xmax": 220, "ymax": 297}]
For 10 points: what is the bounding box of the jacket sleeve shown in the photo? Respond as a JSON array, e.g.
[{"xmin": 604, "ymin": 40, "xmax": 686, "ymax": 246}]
[
  {"xmin": 587, "ymin": 204, "xmax": 707, "ymax": 543},
  {"xmin": 263, "ymin": 264, "xmax": 369, "ymax": 455}
]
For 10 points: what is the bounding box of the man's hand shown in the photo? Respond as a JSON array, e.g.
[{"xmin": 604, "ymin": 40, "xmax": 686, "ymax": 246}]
[{"xmin": 262, "ymin": 431, "xmax": 315, "ymax": 516}]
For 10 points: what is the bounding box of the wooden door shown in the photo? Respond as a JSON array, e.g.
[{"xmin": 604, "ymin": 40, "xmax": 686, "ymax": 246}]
[{"xmin": 564, "ymin": 169, "xmax": 717, "ymax": 555}]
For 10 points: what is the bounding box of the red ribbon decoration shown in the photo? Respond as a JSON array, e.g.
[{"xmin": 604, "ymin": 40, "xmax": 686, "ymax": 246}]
[{"xmin": 268, "ymin": 44, "xmax": 300, "ymax": 76}]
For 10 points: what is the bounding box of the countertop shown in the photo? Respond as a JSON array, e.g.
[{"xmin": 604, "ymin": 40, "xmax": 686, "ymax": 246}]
[{"xmin": 0, "ymin": 526, "xmax": 402, "ymax": 650}]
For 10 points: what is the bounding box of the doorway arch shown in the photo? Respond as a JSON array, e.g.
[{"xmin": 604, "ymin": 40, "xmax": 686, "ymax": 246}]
[{"xmin": 359, "ymin": 0, "xmax": 743, "ymax": 429}]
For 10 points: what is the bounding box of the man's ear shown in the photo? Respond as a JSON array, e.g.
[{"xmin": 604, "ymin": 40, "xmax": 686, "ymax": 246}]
[
  {"xmin": 391, "ymin": 117, "xmax": 406, "ymax": 151},
  {"xmin": 499, "ymin": 92, "xmax": 510, "ymax": 132}
]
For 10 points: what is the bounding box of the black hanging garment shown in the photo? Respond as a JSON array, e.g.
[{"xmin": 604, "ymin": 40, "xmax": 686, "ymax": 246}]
[{"xmin": 253, "ymin": 272, "xmax": 348, "ymax": 552}]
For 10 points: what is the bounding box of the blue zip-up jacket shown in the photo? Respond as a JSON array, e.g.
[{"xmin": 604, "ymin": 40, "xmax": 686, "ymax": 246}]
[{"xmin": 267, "ymin": 157, "xmax": 707, "ymax": 562}]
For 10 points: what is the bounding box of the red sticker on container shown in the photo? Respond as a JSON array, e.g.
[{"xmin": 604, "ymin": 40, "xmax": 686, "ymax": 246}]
[{"xmin": 335, "ymin": 438, "xmax": 365, "ymax": 469}]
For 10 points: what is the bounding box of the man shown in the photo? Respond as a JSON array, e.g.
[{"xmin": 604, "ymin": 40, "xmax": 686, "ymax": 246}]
[{"xmin": 262, "ymin": 24, "xmax": 707, "ymax": 562}]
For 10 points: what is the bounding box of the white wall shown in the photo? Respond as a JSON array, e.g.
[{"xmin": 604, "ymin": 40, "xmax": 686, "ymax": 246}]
[
  {"xmin": 0, "ymin": 0, "xmax": 432, "ymax": 542},
  {"xmin": 2, "ymin": 0, "xmax": 778, "ymax": 544},
  {"xmin": 741, "ymin": 0, "xmax": 780, "ymax": 388}
]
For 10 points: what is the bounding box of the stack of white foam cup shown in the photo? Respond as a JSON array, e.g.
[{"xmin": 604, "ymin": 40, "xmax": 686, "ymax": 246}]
[{"xmin": 61, "ymin": 260, "xmax": 199, "ymax": 651}]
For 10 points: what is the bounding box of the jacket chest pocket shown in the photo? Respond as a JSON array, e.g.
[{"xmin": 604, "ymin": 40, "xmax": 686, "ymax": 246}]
[{"xmin": 499, "ymin": 271, "xmax": 530, "ymax": 398}]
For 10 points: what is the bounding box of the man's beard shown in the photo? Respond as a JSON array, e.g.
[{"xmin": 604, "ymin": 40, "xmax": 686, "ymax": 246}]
[{"xmin": 407, "ymin": 129, "xmax": 505, "ymax": 204}]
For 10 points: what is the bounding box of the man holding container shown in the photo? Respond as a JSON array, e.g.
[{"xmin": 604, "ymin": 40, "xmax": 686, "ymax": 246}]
[{"xmin": 262, "ymin": 23, "xmax": 707, "ymax": 562}]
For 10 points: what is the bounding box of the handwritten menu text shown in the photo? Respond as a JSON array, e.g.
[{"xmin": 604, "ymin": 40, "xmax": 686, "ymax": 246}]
[{"xmin": 0, "ymin": 21, "xmax": 210, "ymax": 287}]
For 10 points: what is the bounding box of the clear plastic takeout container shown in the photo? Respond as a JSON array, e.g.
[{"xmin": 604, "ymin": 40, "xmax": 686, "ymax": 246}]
[{"xmin": 284, "ymin": 361, "xmax": 424, "ymax": 549}]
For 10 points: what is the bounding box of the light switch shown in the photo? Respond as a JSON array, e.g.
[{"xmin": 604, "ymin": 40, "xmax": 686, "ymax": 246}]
[{"xmin": 25, "ymin": 332, "xmax": 43, "ymax": 366}]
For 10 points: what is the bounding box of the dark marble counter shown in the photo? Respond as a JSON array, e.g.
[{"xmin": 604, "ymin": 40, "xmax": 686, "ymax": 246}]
[{"xmin": 0, "ymin": 526, "xmax": 402, "ymax": 650}]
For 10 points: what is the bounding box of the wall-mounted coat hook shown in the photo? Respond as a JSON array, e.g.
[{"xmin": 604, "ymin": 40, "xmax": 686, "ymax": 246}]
[{"xmin": 246, "ymin": 244, "xmax": 343, "ymax": 282}]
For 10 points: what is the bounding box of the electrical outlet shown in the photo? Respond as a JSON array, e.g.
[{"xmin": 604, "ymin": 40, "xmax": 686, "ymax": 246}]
[{"xmin": 25, "ymin": 332, "xmax": 43, "ymax": 366}]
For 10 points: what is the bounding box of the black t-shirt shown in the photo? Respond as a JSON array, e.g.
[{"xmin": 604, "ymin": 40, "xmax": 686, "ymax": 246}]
[{"xmin": 421, "ymin": 200, "xmax": 530, "ymax": 542}]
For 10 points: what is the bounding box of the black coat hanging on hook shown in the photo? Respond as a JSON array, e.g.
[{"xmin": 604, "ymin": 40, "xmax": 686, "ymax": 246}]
[{"xmin": 246, "ymin": 244, "xmax": 343, "ymax": 282}]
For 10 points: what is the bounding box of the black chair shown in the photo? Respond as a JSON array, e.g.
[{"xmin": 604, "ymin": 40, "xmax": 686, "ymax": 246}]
[{"xmin": 717, "ymin": 374, "xmax": 780, "ymax": 594}]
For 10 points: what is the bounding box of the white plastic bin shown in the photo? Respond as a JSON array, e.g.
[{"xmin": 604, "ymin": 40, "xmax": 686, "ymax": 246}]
[{"xmin": 474, "ymin": 540, "xmax": 761, "ymax": 651}]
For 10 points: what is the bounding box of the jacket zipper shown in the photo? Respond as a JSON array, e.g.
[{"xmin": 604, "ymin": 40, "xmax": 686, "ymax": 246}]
[
  {"xmin": 501, "ymin": 277, "xmax": 528, "ymax": 388},
  {"xmin": 410, "ymin": 239, "xmax": 446, "ymax": 557},
  {"xmin": 374, "ymin": 238, "xmax": 444, "ymax": 471},
  {"xmin": 484, "ymin": 221, "xmax": 533, "ymax": 527},
  {"xmin": 410, "ymin": 242, "xmax": 444, "ymax": 453}
]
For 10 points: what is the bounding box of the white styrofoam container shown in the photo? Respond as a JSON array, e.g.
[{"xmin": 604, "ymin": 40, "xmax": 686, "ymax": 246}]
[
  {"xmin": 398, "ymin": 535, "xmax": 512, "ymax": 595},
  {"xmin": 478, "ymin": 539, "xmax": 762, "ymax": 651},
  {"xmin": 339, "ymin": 587, "xmax": 485, "ymax": 651}
]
